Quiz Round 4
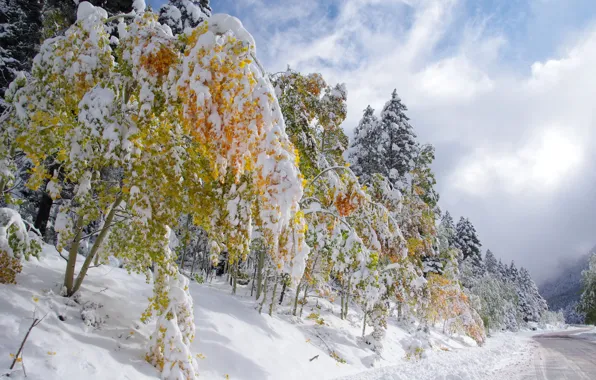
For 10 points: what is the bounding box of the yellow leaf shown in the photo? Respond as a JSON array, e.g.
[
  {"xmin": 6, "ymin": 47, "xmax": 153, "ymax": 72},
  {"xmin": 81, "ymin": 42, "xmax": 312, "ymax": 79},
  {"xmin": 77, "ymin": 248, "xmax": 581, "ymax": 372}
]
[
  {"xmin": 47, "ymin": 351, "xmax": 56, "ymax": 355},
  {"xmin": 9, "ymin": 353, "xmax": 14, "ymax": 358},
  {"xmin": 32, "ymin": 296, "xmax": 39, "ymax": 303}
]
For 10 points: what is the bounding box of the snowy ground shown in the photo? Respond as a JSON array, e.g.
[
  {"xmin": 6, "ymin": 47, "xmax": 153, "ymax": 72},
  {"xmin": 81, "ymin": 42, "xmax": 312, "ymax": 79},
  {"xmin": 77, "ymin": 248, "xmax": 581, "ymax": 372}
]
[{"xmin": 0, "ymin": 245, "xmax": 554, "ymax": 379}]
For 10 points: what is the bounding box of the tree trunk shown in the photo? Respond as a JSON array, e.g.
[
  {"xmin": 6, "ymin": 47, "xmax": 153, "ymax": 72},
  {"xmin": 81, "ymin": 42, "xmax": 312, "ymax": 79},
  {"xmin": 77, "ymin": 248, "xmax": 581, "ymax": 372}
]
[
  {"xmin": 70, "ymin": 195, "xmax": 122, "ymax": 296},
  {"xmin": 362, "ymin": 302, "xmax": 368, "ymax": 337},
  {"xmin": 232, "ymin": 260, "xmax": 238, "ymax": 294},
  {"xmin": 63, "ymin": 216, "xmax": 86, "ymax": 295},
  {"xmin": 190, "ymin": 250, "xmax": 198, "ymax": 276},
  {"xmin": 256, "ymin": 247, "xmax": 265, "ymax": 299},
  {"xmin": 179, "ymin": 215, "xmax": 191, "ymax": 271},
  {"xmin": 340, "ymin": 281, "xmax": 345, "ymax": 320},
  {"xmin": 344, "ymin": 275, "xmax": 351, "ymax": 319},
  {"xmin": 34, "ymin": 192, "xmax": 53, "ymax": 240},
  {"xmin": 293, "ymin": 281, "xmax": 302, "ymax": 316},
  {"xmin": 279, "ymin": 274, "xmax": 288, "ymax": 305},
  {"xmin": 299, "ymin": 285, "xmax": 308, "ymax": 317},
  {"xmin": 269, "ymin": 274, "xmax": 279, "ymax": 316},
  {"xmin": 250, "ymin": 261, "xmax": 257, "ymax": 297},
  {"xmin": 258, "ymin": 268, "xmax": 270, "ymax": 314}
]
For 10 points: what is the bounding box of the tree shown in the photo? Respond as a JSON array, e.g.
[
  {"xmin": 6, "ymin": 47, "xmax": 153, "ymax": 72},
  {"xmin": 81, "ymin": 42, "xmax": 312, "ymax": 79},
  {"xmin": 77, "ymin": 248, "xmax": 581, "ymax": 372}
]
[
  {"xmin": 578, "ymin": 253, "xmax": 596, "ymax": 323},
  {"xmin": 0, "ymin": 0, "xmax": 43, "ymax": 112},
  {"xmin": 159, "ymin": 0, "xmax": 211, "ymax": 35},
  {"xmin": 517, "ymin": 267, "xmax": 547, "ymax": 322},
  {"xmin": 379, "ymin": 89, "xmax": 418, "ymax": 184},
  {"xmin": 348, "ymin": 106, "xmax": 383, "ymax": 184},
  {"xmin": 455, "ymin": 217, "xmax": 482, "ymax": 270},
  {"xmin": 485, "ymin": 250, "xmax": 498, "ymax": 275},
  {"xmin": 348, "ymin": 90, "xmax": 418, "ymax": 186},
  {"xmin": 6, "ymin": 3, "xmax": 308, "ymax": 377}
]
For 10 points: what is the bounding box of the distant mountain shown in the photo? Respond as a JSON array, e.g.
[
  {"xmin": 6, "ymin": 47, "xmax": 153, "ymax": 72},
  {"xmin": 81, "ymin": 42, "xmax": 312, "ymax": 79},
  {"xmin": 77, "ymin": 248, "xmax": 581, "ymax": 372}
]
[{"xmin": 539, "ymin": 248, "xmax": 594, "ymax": 324}]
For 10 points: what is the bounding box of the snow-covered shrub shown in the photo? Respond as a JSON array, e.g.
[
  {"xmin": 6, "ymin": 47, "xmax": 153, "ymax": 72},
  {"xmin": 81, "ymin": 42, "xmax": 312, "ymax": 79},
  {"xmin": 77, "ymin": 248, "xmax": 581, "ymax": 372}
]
[
  {"xmin": 402, "ymin": 331, "xmax": 430, "ymax": 361},
  {"xmin": 539, "ymin": 310, "xmax": 565, "ymax": 329},
  {"xmin": 81, "ymin": 301, "xmax": 106, "ymax": 329},
  {"xmin": 0, "ymin": 208, "xmax": 41, "ymax": 284},
  {"xmin": 364, "ymin": 302, "xmax": 388, "ymax": 353}
]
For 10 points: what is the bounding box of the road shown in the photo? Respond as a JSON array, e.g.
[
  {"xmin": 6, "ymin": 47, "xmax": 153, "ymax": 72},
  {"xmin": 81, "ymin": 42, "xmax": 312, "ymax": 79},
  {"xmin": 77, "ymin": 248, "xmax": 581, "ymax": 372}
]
[{"xmin": 524, "ymin": 328, "xmax": 596, "ymax": 380}]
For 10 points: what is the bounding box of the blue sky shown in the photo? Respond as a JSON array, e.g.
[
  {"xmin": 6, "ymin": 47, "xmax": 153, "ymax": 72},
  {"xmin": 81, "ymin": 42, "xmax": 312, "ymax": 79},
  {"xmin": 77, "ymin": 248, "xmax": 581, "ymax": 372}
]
[{"xmin": 148, "ymin": 0, "xmax": 596, "ymax": 282}]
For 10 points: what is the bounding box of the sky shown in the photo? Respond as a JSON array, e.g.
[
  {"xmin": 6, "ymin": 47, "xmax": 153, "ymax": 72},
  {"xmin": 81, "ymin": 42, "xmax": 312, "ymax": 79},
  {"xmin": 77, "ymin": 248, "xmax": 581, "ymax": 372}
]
[{"xmin": 149, "ymin": 0, "xmax": 596, "ymax": 283}]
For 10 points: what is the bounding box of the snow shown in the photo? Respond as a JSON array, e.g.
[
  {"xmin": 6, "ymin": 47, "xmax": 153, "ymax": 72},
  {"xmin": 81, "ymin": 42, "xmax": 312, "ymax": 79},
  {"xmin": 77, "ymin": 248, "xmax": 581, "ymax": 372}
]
[{"xmin": 0, "ymin": 243, "xmax": 553, "ymax": 380}]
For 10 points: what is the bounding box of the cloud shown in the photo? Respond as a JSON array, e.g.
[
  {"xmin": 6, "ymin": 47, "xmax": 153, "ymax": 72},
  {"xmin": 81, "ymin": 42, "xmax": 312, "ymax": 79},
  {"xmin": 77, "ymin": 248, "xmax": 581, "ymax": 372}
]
[{"xmin": 206, "ymin": 0, "xmax": 596, "ymax": 282}]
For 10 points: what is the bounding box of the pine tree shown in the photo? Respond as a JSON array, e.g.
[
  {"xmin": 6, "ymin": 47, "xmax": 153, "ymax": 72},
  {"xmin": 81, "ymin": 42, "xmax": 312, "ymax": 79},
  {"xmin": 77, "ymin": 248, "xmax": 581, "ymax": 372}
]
[
  {"xmin": 578, "ymin": 253, "xmax": 596, "ymax": 323},
  {"xmin": 485, "ymin": 250, "xmax": 498, "ymax": 275},
  {"xmin": 517, "ymin": 267, "xmax": 547, "ymax": 322},
  {"xmin": 159, "ymin": 0, "xmax": 211, "ymax": 35},
  {"xmin": 508, "ymin": 262, "xmax": 519, "ymax": 283},
  {"xmin": 348, "ymin": 106, "xmax": 383, "ymax": 184},
  {"xmin": 440, "ymin": 211, "xmax": 456, "ymax": 248},
  {"xmin": 349, "ymin": 91, "xmax": 418, "ymax": 186},
  {"xmin": 497, "ymin": 259, "xmax": 508, "ymax": 281},
  {"xmin": 0, "ymin": 0, "xmax": 43, "ymax": 112},
  {"xmin": 379, "ymin": 89, "xmax": 418, "ymax": 184},
  {"xmin": 455, "ymin": 217, "xmax": 482, "ymax": 261}
]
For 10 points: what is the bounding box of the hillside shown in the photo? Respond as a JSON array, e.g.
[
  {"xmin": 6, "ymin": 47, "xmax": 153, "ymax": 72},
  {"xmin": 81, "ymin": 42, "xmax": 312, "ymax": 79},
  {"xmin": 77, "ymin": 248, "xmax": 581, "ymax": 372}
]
[
  {"xmin": 0, "ymin": 245, "xmax": 542, "ymax": 380},
  {"xmin": 539, "ymin": 248, "xmax": 593, "ymax": 324}
]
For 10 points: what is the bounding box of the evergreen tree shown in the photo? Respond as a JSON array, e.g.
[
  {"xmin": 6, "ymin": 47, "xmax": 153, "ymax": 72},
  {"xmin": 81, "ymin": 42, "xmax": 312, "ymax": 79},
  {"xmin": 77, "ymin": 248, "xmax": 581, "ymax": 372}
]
[
  {"xmin": 0, "ymin": 0, "xmax": 43, "ymax": 111},
  {"xmin": 497, "ymin": 259, "xmax": 508, "ymax": 281},
  {"xmin": 349, "ymin": 91, "xmax": 418, "ymax": 186},
  {"xmin": 440, "ymin": 211, "xmax": 456, "ymax": 248},
  {"xmin": 348, "ymin": 106, "xmax": 383, "ymax": 184},
  {"xmin": 485, "ymin": 250, "xmax": 498, "ymax": 275},
  {"xmin": 159, "ymin": 0, "xmax": 211, "ymax": 35},
  {"xmin": 578, "ymin": 253, "xmax": 596, "ymax": 323},
  {"xmin": 517, "ymin": 267, "xmax": 547, "ymax": 322},
  {"xmin": 508, "ymin": 262, "xmax": 519, "ymax": 283},
  {"xmin": 379, "ymin": 90, "xmax": 418, "ymax": 184},
  {"xmin": 455, "ymin": 217, "xmax": 482, "ymax": 262}
]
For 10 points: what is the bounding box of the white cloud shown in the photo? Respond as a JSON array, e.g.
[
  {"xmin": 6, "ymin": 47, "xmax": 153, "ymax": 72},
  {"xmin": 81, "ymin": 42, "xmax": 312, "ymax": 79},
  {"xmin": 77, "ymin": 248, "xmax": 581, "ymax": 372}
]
[{"xmin": 451, "ymin": 128, "xmax": 584, "ymax": 196}]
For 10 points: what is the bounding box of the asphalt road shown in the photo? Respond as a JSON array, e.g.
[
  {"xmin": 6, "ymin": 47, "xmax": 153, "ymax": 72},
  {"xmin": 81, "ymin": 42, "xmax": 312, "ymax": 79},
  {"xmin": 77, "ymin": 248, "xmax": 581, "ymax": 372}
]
[{"xmin": 525, "ymin": 328, "xmax": 596, "ymax": 380}]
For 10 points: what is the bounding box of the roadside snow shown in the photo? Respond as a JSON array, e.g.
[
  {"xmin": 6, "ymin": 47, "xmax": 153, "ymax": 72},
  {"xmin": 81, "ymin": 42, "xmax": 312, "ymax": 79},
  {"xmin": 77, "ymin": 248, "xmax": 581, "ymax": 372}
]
[
  {"xmin": 337, "ymin": 331, "xmax": 536, "ymax": 380},
  {"xmin": 1, "ymin": 244, "xmax": 543, "ymax": 379}
]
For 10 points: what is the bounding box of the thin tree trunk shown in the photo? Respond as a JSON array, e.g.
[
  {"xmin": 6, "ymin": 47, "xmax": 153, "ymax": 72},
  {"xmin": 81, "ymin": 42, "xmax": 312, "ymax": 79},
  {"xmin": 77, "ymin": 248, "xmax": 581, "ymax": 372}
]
[
  {"xmin": 340, "ymin": 281, "xmax": 345, "ymax": 320},
  {"xmin": 269, "ymin": 274, "xmax": 279, "ymax": 316},
  {"xmin": 256, "ymin": 247, "xmax": 265, "ymax": 299},
  {"xmin": 179, "ymin": 215, "xmax": 191, "ymax": 271},
  {"xmin": 64, "ymin": 216, "xmax": 86, "ymax": 295},
  {"xmin": 279, "ymin": 274, "xmax": 288, "ymax": 305},
  {"xmin": 344, "ymin": 275, "xmax": 351, "ymax": 319},
  {"xmin": 70, "ymin": 195, "xmax": 122, "ymax": 296},
  {"xmin": 232, "ymin": 260, "xmax": 238, "ymax": 294},
  {"xmin": 299, "ymin": 285, "xmax": 308, "ymax": 317},
  {"xmin": 293, "ymin": 281, "xmax": 302, "ymax": 316},
  {"xmin": 190, "ymin": 250, "xmax": 198, "ymax": 276},
  {"xmin": 258, "ymin": 268, "xmax": 270, "ymax": 314},
  {"xmin": 362, "ymin": 302, "xmax": 368, "ymax": 337},
  {"xmin": 34, "ymin": 192, "xmax": 53, "ymax": 238},
  {"xmin": 250, "ymin": 261, "xmax": 257, "ymax": 297}
]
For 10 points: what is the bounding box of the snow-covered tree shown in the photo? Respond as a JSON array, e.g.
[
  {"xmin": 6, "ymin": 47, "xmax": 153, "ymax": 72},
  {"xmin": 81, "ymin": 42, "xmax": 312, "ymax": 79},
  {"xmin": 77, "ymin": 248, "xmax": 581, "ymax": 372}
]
[
  {"xmin": 455, "ymin": 217, "xmax": 484, "ymax": 278},
  {"xmin": 379, "ymin": 89, "xmax": 418, "ymax": 184},
  {"xmin": 159, "ymin": 0, "xmax": 211, "ymax": 35},
  {"xmin": 348, "ymin": 106, "xmax": 383, "ymax": 184},
  {"xmin": 348, "ymin": 90, "xmax": 418, "ymax": 186},
  {"xmin": 578, "ymin": 253, "xmax": 596, "ymax": 323},
  {"xmin": 0, "ymin": 0, "xmax": 42, "ymax": 112},
  {"xmin": 5, "ymin": 3, "xmax": 309, "ymax": 377},
  {"xmin": 0, "ymin": 208, "xmax": 41, "ymax": 283},
  {"xmin": 485, "ymin": 250, "xmax": 498, "ymax": 275},
  {"xmin": 517, "ymin": 267, "xmax": 547, "ymax": 322}
]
